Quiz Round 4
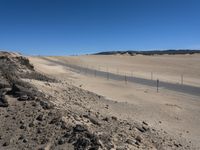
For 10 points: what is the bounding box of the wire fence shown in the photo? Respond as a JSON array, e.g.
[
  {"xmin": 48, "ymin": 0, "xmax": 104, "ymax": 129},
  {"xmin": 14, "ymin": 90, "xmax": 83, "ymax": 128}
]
[
  {"xmin": 40, "ymin": 57, "xmax": 200, "ymax": 97},
  {"xmin": 78, "ymin": 64, "xmax": 187, "ymax": 85},
  {"xmin": 71, "ymin": 64, "xmax": 200, "ymax": 96}
]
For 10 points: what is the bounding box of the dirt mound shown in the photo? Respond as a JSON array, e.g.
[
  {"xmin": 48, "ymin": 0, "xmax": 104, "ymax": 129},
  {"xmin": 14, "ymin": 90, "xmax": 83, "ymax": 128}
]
[{"xmin": 0, "ymin": 51, "xmax": 192, "ymax": 149}]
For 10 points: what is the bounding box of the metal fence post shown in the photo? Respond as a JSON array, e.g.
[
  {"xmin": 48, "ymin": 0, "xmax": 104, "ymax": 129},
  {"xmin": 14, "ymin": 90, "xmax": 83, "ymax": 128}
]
[
  {"xmin": 125, "ymin": 74, "xmax": 127, "ymax": 84},
  {"xmin": 157, "ymin": 79, "xmax": 159, "ymax": 92}
]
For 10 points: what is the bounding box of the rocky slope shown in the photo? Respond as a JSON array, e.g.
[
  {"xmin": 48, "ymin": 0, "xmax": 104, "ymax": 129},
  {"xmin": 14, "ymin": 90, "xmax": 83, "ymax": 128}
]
[{"xmin": 0, "ymin": 51, "xmax": 192, "ymax": 150}]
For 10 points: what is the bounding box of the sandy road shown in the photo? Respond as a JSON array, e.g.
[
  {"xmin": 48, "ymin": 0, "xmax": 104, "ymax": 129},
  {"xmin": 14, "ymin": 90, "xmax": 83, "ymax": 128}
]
[{"xmin": 40, "ymin": 57, "xmax": 200, "ymax": 97}]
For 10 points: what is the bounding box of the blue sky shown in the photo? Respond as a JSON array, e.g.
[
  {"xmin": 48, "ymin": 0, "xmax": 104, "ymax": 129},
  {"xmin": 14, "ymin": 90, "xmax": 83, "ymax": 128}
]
[{"xmin": 0, "ymin": 0, "xmax": 200, "ymax": 55}]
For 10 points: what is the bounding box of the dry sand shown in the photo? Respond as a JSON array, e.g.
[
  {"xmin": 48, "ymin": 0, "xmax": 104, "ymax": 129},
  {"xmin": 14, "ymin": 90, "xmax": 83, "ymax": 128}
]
[{"xmin": 29, "ymin": 54, "xmax": 200, "ymax": 149}]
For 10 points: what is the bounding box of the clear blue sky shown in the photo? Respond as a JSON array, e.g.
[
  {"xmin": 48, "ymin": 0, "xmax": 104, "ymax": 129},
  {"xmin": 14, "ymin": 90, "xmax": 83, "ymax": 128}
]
[{"xmin": 0, "ymin": 0, "xmax": 200, "ymax": 55}]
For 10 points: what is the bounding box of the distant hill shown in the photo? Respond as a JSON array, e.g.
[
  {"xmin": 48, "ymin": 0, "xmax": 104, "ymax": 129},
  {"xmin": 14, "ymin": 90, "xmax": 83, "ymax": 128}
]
[{"xmin": 94, "ymin": 50, "xmax": 200, "ymax": 56}]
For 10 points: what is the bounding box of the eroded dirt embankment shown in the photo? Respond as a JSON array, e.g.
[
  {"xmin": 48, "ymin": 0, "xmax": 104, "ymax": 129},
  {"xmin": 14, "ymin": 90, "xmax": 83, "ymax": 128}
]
[{"xmin": 0, "ymin": 52, "xmax": 192, "ymax": 150}]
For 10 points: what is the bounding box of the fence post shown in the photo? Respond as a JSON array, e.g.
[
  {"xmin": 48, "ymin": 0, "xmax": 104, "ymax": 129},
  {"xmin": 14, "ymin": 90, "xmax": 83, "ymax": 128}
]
[
  {"xmin": 125, "ymin": 74, "xmax": 127, "ymax": 84},
  {"xmin": 151, "ymin": 72, "xmax": 153, "ymax": 80},
  {"xmin": 157, "ymin": 79, "xmax": 159, "ymax": 92},
  {"xmin": 106, "ymin": 67, "xmax": 109, "ymax": 80}
]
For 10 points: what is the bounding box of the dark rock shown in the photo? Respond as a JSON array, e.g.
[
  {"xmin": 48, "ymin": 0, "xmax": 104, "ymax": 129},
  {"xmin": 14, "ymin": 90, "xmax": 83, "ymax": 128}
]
[
  {"xmin": 73, "ymin": 124, "xmax": 87, "ymax": 132},
  {"xmin": 142, "ymin": 126, "xmax": 149, "ymax": 132},
  {"xmin": 136, "ymin": 135, "xmax": 142, "ymax": 143},
  {"xmin": 49, "ymin": 117, "xmax": 60, "ymax": 124},
  {"xmin": 142, "ymin": 121, "xmax": 148, "ymax": 126},
  {"xmin": 102, "ymin": 117, "xmax": 109, "ymax": 122},
  {"xmin": 8, "ymin": 84, "xmax": 21, "ymax": 96},
  {"xmin": 126, "ymin": 139, "xmax": 136, "ymax": 145},
  {"xmin": 40, "ymin": 101, "xmax": 53, "ymax": 109},
  {"xmin": 2, "ymin": 141, "xmax": 9, "ymax": 146},
  {"xmin": 61, "ymin": 122, "xmax": 67, "ymax": 129},
  {"xmin": 58, "ymin": 138, "xmax": 65, "ymax": 145},
  {"xmin": 174, "ymin": 142, "xmax": 182, "ymax": 147},
  {"xmin": 136, "ymin": 126, "xmax": 146, "ymax": 133},
  {"xmin": 37, "ymin": 128, "xmax": 42, "ymax": 134},
  {"xmin": 64, "ymin": 132, "xmax": 71, "ymax": 138},
  {"xmin": 18, "ymin": 94, "xmax": 29, "ymax": 101},
  {"xmin": 135, "ymin": 141, "xmax": 140, "ymax": 146},
  {"xmin": 74, "ymin": 137, "xmax": 90, "ymax": 148},
  {"xmin": 19, "ymin": 120, "xmax": 24, "ymax": 124},
  {"xmin": 23, "ymin": 139, "xmax": 28, "ymax": 143},
  {"xmin": 111, "ymin": 116, "xmax": 117, "ymax": 121},
  {"xmin": 36, "ymin": 114, "xmax": 43, "ymax": 121},
  {"xmin": 0, "ymin": 95, "xmax": 8, "ymax": 107},
  {"xmin": 28, "ymin": 122, "xmax": 34, "ymax": 127},
  {"xmin": 41, "ymin": 138, "xmax": 48, "ymax": 144},
  {"xmin": 20, "ymin": 125, "xmax": 26, "ymax": 129},
  {"xmin": 31, "ymin": 101, "xmax": 37, "ymax": 107},
  {"xmin": 105, "ymin": 105, "xmax": 109, "ymax": 109},
  {"xmin": 18, "ymin": 135, "xmax": 25, "ymax": 140},
  {"xmin": 68, "ymin": 137, "xmax": 77, "ymax": 143}
]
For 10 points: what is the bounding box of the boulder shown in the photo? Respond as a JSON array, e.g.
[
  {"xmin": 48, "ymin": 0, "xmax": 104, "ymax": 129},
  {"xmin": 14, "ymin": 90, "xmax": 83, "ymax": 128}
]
[{"xmin": 0, "ymin": 95, "xmax": 8, "ymax": 107}]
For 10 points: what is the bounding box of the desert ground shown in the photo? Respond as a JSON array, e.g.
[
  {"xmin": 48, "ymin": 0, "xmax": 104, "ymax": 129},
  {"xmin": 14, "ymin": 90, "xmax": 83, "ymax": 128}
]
[
  {"xmin": 28, "ymin": 54, "xmax": 200, "ymax": 149},
  {"xmin": 0, "ymin": 52, "xmax": 199, "ymax": 149},
  {"xmin": 1, "ymin": 51, "xmax": 172, "ymax": 150}
]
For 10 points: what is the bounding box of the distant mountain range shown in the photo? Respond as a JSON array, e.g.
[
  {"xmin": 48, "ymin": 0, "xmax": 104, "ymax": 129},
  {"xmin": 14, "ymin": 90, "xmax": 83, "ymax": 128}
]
[{"xmin": 94, "ymin": 50, "xmax": 200, "ymax": 55}]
